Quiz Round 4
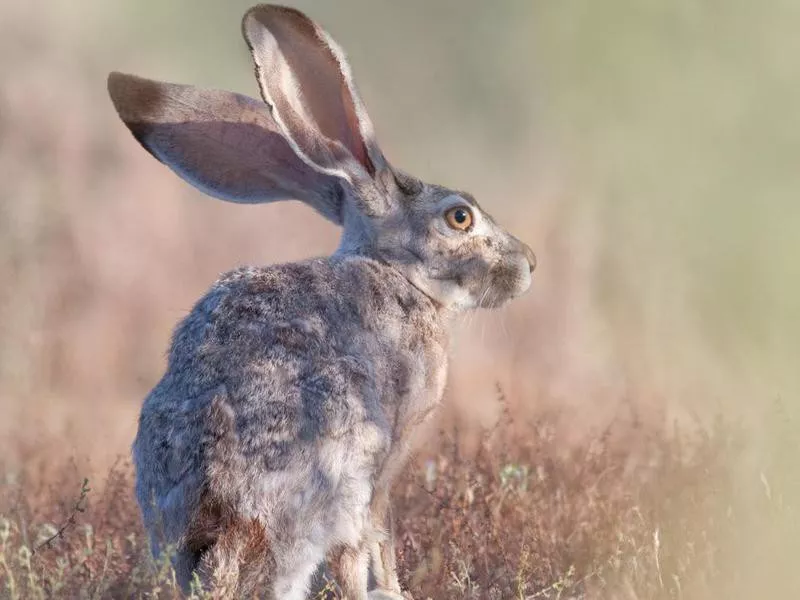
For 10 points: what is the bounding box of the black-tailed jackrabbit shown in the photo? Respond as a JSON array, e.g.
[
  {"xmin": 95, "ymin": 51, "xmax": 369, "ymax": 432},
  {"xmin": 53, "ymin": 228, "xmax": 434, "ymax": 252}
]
[{"xmin": 108, "ymin": 4, "xmax": 535, "ymax": 599}]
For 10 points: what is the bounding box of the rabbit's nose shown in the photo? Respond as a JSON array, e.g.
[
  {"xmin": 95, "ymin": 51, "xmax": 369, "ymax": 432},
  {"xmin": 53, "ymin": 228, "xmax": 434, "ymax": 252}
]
[{"xmin": 523, "ymin": 244, "xmax": 537, "ymax": 273}]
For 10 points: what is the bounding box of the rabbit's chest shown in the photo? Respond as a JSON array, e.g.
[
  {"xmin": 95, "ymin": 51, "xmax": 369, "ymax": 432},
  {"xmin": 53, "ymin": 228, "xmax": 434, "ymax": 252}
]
[
  {"xmin": 385, "ymin": 323, "xmax": 447, "ymax": 437},
  {"xmin": 363, "ymin": 293, "xmax": 449, "ymax": 488}
]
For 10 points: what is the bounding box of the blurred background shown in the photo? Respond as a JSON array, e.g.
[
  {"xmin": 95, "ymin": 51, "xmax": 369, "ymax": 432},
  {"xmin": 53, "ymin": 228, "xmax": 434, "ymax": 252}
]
[{"xmin": 1, "ymin": 0, "xmax": 798, "ymax": 595}]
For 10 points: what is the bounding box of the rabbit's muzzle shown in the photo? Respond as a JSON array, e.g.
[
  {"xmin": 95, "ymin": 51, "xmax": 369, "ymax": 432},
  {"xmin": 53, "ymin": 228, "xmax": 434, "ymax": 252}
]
[
  {"xmin": 475, "ymin": 242, "xmax": 535, "ymax": 309},
  {"xmin": 523, "ymin": 243, "xmax": 537, "ymax": 274}
]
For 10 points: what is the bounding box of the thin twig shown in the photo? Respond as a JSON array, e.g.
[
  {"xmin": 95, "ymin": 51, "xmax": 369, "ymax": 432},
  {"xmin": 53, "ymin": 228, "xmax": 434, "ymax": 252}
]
[{"xmin": 32, "ymin": 478, "xmax": 91, "ymax": 555}]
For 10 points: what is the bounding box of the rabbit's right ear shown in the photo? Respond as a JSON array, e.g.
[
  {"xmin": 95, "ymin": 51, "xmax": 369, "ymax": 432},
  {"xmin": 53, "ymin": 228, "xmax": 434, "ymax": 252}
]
[
  {"xmin": 242, "ymin": 5, "xmax": 392, "ymax": 216},
  {"xmin": 108, "ymin": 72, "xmax": 345, "ymax": 223}
]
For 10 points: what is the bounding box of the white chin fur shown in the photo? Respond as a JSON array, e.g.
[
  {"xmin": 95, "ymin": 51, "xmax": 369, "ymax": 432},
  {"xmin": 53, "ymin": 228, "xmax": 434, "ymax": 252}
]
[
  {"xmin": 404, "ymin": 258, "xmax": 532, "ymax": 311},
  {"xmin": 405, "ymin": 270, "xmax": 473, "ymax": 310}
]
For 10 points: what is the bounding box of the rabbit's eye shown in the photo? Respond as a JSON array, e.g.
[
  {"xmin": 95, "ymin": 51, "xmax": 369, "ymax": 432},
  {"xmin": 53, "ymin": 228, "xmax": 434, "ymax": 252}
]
[{"xmin": 445, "ymin": 206, "xmax": 473, "ymax": 231}]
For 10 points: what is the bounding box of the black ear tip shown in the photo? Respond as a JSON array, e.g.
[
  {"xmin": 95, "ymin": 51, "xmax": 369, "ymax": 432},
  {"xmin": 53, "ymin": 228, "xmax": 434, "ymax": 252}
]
[
  {"xmin": 243, "ymin": 4, "xmax": 306, "ymax": 27},
  {"xmin": 241, "ymin": 4, "xmax": 264, "ymax": 26},
  {"xmin": 107, "ymin": 72, "xmax": 140, "ymax": 121},
  {"xmin": 107, "ymin": 71, "xmax": 125, "ymax": 104},
  {"xmin": 241, "ymin": 5, "xmax": 272, "ymax": 47}
]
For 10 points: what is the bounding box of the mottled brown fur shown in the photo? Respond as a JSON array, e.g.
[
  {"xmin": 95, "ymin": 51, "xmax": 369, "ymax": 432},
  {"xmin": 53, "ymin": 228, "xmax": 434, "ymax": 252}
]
[{"xmin": 108, "ymin": 4, "xmax": 534, "ymax": 599}]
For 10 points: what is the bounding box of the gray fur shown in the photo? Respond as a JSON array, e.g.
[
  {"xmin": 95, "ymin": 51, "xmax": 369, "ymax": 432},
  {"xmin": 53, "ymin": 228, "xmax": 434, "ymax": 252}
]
[{"xmin": 112, "ymin": 4, "xmax": 535, "ymax": 599}]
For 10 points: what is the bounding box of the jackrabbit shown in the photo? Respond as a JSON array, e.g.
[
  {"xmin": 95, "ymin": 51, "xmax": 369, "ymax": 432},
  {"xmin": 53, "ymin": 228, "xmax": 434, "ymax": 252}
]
[{"xmin": 108, "ymin": 4, "xmax": 535, "ymax": 599}]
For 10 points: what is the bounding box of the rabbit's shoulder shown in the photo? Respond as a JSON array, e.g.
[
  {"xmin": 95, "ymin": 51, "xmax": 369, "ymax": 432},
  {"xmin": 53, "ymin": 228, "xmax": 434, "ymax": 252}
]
[
  {"xmin": 154, "ymin": 256, "xmax": 447, "ymax": 441},
  {"xmin": 202, "ymin": 256, "xmax": 444, "ymax": 348}
]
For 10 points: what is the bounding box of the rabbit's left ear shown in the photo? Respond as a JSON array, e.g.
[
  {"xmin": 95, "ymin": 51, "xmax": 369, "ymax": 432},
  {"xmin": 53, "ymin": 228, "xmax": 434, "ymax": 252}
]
[{"xmin": 242, "ymin": 5, "xmax": 391, "ymax": 213}]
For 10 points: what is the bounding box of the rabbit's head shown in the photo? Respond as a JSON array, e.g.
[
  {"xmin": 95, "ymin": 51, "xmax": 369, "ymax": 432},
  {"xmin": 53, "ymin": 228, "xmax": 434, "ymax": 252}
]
[{"xmin": 108, "ymin": 4, "xmax": 535, "ymax": 311}]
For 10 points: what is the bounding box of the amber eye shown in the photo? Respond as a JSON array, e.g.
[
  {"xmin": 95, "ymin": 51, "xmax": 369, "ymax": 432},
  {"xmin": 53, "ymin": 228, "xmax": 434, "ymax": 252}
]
[{"xmin": 445, "ymin": 206, "xmax": 473, "ymax": 231}]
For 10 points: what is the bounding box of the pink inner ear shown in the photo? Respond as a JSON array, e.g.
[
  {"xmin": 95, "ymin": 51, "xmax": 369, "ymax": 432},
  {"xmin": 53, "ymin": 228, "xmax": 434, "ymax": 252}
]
[
  {"xmin": 108, "ymin": 73, "xmax": 345, "ymax": 222},
  {"xmin": 248, "ymin": 7, "xmax": 375, "ymax": 176},
  {"xmin": 338, "ymin": 82, "xmax": 373, "ymax": 175}
]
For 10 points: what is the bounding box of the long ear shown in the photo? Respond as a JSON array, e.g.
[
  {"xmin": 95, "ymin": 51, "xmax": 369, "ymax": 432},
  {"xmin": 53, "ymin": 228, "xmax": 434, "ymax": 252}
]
[
  {"xmin": 107, "ymin": 72, "xmax": 345, "ymax": 223},
  {"xmin": 242, "ymin": 5, "xmax": 390, "ymax": 213}
]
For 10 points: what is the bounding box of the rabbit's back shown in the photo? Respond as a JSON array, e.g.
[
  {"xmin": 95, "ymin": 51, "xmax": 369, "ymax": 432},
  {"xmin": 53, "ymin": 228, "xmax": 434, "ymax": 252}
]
[{"xmin": 133, "ymin": 255, "xmax": 447, "ymax": 567}]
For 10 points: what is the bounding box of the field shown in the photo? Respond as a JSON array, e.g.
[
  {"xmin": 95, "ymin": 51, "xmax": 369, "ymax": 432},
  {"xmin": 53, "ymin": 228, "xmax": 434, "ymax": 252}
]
[
  {"xmin": 4, "ymin": 398, "xmax": 782, "ymax": 599},
  {"xmin": 2, "ymin": 1, "xmax": 799, "ymax": 598}
]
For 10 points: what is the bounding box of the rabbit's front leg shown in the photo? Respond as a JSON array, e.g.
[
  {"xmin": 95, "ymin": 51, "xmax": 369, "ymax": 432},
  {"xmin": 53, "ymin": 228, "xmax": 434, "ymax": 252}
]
[
  {"xmin": 329, "ymin": 524, "xmax": 408, "ymax": 600},
  {"xmin": 368, "ymin": 503, "xmax": 402, "ymax": 594},
  {"xmin": 365, "ymin": 497, "xmax": 415, "ymax": 600},
  {"xmin": 330, "ymin": 544, "xmax": 370, "ymax": 600}
]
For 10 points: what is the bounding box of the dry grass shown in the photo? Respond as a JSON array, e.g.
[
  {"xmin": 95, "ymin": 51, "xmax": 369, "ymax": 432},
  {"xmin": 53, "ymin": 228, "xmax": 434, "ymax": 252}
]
[
  {"xmin": 0, "ymin": 392, "xmax": 755, "ymax": 600},
  {"xmin": 2, "ymin": 2, "xmax": 800, "ymax": 599}
]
